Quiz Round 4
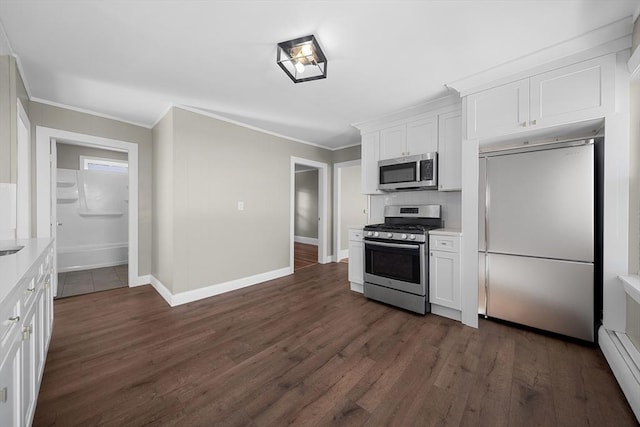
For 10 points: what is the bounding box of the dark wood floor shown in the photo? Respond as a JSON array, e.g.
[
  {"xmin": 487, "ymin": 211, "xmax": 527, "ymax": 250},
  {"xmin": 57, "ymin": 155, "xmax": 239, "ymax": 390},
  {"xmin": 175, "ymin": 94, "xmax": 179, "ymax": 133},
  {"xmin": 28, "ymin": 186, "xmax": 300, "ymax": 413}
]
[
  {"xmin": 294, "ymin": 242, "xmax": 318, "ymax": 270},
  {"xmin": 34, "ymin": 262, "xmax": 636, "ymax": 426}
]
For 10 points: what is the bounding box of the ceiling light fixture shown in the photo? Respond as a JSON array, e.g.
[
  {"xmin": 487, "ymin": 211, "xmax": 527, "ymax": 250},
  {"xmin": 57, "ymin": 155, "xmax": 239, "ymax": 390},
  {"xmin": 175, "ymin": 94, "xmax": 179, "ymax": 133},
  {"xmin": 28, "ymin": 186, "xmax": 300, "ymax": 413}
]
[{"xmin": 277, "ymin": 35, "xmax": 327, "ymax": 83}]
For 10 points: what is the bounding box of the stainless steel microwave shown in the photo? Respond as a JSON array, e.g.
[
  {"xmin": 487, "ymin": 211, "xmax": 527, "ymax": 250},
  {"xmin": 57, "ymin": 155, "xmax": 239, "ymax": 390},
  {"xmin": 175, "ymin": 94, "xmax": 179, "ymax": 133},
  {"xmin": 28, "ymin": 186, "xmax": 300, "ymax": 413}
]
[{"xmin": 378, "ymin": 152, "xmax": 438, "ymax": 191}]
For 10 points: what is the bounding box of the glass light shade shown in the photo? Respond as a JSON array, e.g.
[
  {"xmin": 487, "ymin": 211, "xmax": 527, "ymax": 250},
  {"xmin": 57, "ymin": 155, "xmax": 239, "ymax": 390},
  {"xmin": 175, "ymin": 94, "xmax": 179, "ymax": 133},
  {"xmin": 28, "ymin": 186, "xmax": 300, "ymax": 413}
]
[{"xmin": 277, "ymin": 35, "xmax": 327, "ymax": 83}]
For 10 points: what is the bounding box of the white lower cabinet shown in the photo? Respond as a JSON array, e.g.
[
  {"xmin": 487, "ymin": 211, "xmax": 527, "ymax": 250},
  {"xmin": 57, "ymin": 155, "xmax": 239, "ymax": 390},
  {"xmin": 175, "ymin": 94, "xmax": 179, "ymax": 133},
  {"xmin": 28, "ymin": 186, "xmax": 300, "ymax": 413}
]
[
  {"xmin": 348, "ymin": 228, "xmax": 364, "ymax": 293},
  {"xmin": 429, "ymin": 232, "xmax": 461, "ymax": 320},
  {"xmin": 0, "ymin": 241, "xmax": 54, "ymax": 427}
]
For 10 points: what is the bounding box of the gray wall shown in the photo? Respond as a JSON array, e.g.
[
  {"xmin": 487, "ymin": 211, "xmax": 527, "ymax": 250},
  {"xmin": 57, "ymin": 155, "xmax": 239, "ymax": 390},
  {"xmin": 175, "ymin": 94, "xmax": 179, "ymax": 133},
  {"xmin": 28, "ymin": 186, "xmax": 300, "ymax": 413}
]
[
  {"xmin": 294, "ymin": 169, "xmax": 318, "ymax": 239},
  {"xmin": 153, "ymin": 107, "xmax": 334, "ymax": 294},
  {"xmin": 0, "ymin": 55, "xmax": 27, "ymax": 184},
  {"xmin": 151, "ymin": 111, "xmax": 174, "ymax": 290},
  {"xmin": 56, "ymin": 143, "xmax": 128, "ymax": 170},
  {"xmin": 29, "ymin": 101, "xmax": 153, "ymax": 276},
  {"xmin": 333, "ymin": 145, "xmax": 361, "ymax": 164}
]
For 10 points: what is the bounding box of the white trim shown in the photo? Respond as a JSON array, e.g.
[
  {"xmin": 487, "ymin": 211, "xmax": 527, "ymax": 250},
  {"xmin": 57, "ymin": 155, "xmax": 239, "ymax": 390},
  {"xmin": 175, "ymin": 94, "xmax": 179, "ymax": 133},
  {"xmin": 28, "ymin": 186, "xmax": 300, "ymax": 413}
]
[
  {"xmin": 31, "ymin": 97, "xmax": 151, "ymax": 129},
  {"xmin": 350, "ymin": 282, "xmax": 363, "ymax": 293},
  {"xmin": 431, "ymin": 304, "xmax": 462, "ymax": 322},
  {"xmin": 599, "ymin": 326, "xmax": 640, "ymax": 421},
  {"xmin": 79, "ymin": 155, "xmax": 128, "ymax": 173},
  {"xmin": 294, "ymin": 235, "xmax": 318, "ymax": 246},
  {"xmin": 58, "ymin": 260, "xmax": 127, "ymax": 273},
  {"xmin": 331, "ymin": 142, "xmax": 362, "ymax": 151},
  {"xmin": 634, "ymin": 4, "xmax": 640, "ymax": 23},
  {"xmin": 333, "ymin": 159, "xmax": 362, "ymax": 264},
  {"xmin": 149, "ymin": 104, "xmax": 174, "ymax": 129},
  {"xmin": 290, "ymin": 157, "xmax": 329, "ymax": 267},
  {"xmin": 447, "ymin": 17, "xmax": 633, "ymax": 95},
  {"xmin": 628, "ymin": 45, "xmax": 640, "ymax": 80},
  {"xmin": 16, "ymin": 98, "xmax": 31, "ymax": 239},
  {"xmin": 150, "ymin": 267, "xmax": 293, "ymax": 307},
  {"xmin": 621, "ymin": 275, "xmax": 640, "ymax": 305},
  {"xmin": 130, "ymin": 275, "xmax": 151, "ymax": 287},
  {"xmin": 337, "ymin": 248, "xmax": 349, "ymax": 261},
  {"xmin": 35, "ymin": 126, "xmax": 140, "ymax": 290},
  {"xmin": 177, "ymin": 105, "xmax": 330, "ymax": 150}
]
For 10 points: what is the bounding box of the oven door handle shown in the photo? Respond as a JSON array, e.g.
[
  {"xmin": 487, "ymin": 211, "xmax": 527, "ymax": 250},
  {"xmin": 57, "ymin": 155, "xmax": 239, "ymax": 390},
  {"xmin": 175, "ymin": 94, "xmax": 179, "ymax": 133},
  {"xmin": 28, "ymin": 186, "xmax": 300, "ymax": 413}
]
[{"xmin": 365, "ymin": 240, "xmax": 421, "ymax": 250}]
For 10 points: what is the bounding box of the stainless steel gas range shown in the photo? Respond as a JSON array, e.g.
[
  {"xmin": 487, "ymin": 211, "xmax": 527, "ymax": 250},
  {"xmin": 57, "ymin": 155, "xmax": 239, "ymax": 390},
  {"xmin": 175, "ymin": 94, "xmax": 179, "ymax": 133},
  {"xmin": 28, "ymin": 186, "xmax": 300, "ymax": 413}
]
[{"xmin": 363, "ymin": 205, "xmax": 442, "ymax": 315}]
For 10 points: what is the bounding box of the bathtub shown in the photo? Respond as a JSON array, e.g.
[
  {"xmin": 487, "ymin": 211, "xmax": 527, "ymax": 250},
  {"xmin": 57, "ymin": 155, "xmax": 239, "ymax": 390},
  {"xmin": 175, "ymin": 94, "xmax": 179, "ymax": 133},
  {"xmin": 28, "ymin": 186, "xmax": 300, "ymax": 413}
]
[{"xmin": 57, "ymin": 242, "xmax": 128, "ymax": 272}]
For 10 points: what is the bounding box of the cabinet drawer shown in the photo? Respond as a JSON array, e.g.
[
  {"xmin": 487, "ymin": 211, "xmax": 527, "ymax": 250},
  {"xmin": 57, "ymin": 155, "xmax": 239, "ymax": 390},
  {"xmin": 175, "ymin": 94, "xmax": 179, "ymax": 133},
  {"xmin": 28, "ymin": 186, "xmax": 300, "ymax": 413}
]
[
  {"xmin": 0, "ymin": 300, "xmax": 20, "ymax": 349},
  {"xmin": 349, "ymin": 229, "xmax": 363, "ymax": 242},
  {"xmin": 429, "ymin": 235, "xmax": 460, "ymax": 253}
]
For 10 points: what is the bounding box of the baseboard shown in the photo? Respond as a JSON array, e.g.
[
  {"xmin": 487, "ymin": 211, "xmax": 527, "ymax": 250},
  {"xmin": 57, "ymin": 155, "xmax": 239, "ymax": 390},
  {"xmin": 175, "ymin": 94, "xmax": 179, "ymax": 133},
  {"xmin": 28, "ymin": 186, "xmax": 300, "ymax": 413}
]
[
  {"xmin": 599, "ymin": 326, "xmax": 640, "ymax": 421},
  {"xmin": 129, "ymin": 275, "xmax": 151, "ymax": 287},
  {"xmin": 294, "ymin": 235, "xmax": 318, "ymax": 246},
  {"xmin": 350, "ymin": 282, "xmax": 363, "ymax": 294},
  {"xmin": 431, "ymin": 304, "xmax": 462, "ymax": 321},
  {"xmin": 338, "ymin": 249, "xmax": 349, "ymax": 261},
  {"xmin": 149, "ymin": 266, "xmax": 294, "ymax": 307},
  {"xmin": 58, "ymin": 260, "xmax": 127, "ymax": 273}
]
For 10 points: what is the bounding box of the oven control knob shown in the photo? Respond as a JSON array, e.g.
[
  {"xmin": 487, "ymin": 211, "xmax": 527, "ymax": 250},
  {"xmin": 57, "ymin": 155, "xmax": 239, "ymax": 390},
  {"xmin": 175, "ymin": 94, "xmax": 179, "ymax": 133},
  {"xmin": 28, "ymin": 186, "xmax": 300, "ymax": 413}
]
[
  {"xmin": 387, "ymin": 233, "xmax": 393, "ymax": 238},
  {"xmin": 409, "ymin": 234, "xmax": 416, "ymax": 240},
  {"xmin": 366, "ymin": 231, "xmax": 373, "ymax": 237},
  {"xmin": 401, "ymin": 234, "xmax": 408, "ymax": 239},
  {"xmin": 373, "ymin": 232, "xmax": 379, "ymax": 237}
]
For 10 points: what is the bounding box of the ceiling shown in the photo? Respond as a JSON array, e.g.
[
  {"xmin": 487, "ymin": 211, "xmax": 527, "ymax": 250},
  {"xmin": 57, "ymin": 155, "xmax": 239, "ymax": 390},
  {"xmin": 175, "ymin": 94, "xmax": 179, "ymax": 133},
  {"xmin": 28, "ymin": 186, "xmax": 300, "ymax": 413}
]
[{"xmin": 0, "ymin": 1, "xmax": 638, "ymax": 150}]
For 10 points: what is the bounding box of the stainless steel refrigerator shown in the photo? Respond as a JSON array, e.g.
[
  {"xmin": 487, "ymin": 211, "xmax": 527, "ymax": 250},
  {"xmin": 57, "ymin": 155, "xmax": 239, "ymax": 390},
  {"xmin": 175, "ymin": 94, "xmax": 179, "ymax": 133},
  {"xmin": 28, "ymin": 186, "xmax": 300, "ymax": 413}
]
[{"xmin": 478, "ymin": 138, "xmax": 601, "ymax": 342}]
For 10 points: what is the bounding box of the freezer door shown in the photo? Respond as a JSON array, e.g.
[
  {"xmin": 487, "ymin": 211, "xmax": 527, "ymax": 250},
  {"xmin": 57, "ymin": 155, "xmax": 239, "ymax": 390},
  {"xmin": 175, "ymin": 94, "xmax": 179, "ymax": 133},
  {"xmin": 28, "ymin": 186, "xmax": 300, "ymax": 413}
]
[
  {"xmin": 486, "ymin": 253, "xmax": 594, "ymax": 341},
  {"xmin": 486, "ymin": 144, "xmax": 594, "ymax": 262}
]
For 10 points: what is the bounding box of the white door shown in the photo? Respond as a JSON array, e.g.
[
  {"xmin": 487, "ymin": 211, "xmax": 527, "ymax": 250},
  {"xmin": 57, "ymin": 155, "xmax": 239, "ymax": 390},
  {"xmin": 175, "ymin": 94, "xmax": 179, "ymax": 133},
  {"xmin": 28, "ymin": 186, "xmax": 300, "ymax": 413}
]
[
  {"xmin": 437, "ymin": 111, "xmax": 462, "ymax": 191},
  {"xmin": 406, "ymin": 117, "xmax": 437, "ymax": 155},
  {"xmin": 379, "ymin": 125, "xmax": 406, "ymax": 160}
]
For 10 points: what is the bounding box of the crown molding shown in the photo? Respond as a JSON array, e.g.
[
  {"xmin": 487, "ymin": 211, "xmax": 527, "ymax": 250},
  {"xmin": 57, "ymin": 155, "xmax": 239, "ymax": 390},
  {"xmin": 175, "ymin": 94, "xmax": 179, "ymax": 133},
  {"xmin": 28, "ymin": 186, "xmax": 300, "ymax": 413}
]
[
  {"xmin": 447, "ymin": 16, "xmax": 634, "ymax": 96},
  {"xmin": 352, "ymin": 93, "xmax": 461, "ymax": 134},
  {"xmin": 31, "ymin": 97, "xmax": 152, "ymax": 129}
]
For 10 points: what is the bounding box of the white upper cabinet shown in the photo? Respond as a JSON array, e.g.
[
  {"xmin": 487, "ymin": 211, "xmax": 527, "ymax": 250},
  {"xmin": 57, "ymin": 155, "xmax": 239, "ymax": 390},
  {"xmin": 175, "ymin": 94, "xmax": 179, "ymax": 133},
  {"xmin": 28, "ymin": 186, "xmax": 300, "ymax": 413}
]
[
  {"xmin": 438, "ymin": 111, "xmax": 462, "ymax": 191},
  {"xmin": 407, "ymin": 117, "xmax": 438, "ymax": 154},
  {"xmin": 361, "ymin": 132, "xmax": 382, "ymax": 194},
  {"xmin": 529, "ymin": 56, "xmax": 614, "ymax": 128},
  {"xmin": 466, "ymin": 54, "xmax": 615, "ymax": 140},
  {"xmin": 466, "ymin": 79, "xmax": 529, "ymax": 140},
  {"xmin": 379, "ymin": 117, "xmax": 438, "ymax": 161},
  {"xmin": 379, "ymin": 125, "xmax": 406, "ymax": 160}
]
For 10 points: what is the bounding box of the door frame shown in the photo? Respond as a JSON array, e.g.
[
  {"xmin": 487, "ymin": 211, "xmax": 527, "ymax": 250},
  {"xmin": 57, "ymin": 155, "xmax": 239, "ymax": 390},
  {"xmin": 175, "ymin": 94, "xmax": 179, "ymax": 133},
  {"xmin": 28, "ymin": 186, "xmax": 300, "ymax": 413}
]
[
  {"xmin": 333, "ymin": 159, "xmax": 364, "ymax": 262},
  {"xmin": 16, "ymin": 99, "xmax": 31, "ymax": 238},
  {"xmin": 290, "ymin": 157, "xmax": 329, "ymax": 267},
  {"xmin": 36, "ymin": 126, "xmax": 139, "ymax": 296}
]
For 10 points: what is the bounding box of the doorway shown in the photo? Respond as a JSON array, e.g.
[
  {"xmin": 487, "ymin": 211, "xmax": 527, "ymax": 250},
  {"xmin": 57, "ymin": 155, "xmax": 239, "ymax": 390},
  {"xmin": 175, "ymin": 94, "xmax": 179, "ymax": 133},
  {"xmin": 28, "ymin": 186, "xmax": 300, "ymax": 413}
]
[
  {"xmin": 36, "ymin": 127, "xmax": 140, "ymax": 298},
  {"xmin": 55, "ymin": 142, "xmax": 130, "ymax": 298},
  {"xmin": 294, "ymin": 164, "xmax": 319, "ymax": 270},
  {"xmin": 290, "ymin": 157, "xmax": 328, "ymax": 271}
]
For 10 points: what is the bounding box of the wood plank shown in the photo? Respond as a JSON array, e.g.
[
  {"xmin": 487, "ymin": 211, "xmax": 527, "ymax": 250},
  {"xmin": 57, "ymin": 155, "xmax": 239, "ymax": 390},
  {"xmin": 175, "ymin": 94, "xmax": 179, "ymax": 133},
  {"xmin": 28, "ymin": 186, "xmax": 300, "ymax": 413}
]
[{"xmin": 33, "ymin": 263, "xmax": 638, "ymax": 426}]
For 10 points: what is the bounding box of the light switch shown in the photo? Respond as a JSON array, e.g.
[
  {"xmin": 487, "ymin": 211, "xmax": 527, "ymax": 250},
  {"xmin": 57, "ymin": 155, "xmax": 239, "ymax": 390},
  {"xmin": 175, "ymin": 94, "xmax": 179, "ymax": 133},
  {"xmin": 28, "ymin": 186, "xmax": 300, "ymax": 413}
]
[{"xmin": 237, "ymin": 201, "xmax": 244, "ymax": 211}]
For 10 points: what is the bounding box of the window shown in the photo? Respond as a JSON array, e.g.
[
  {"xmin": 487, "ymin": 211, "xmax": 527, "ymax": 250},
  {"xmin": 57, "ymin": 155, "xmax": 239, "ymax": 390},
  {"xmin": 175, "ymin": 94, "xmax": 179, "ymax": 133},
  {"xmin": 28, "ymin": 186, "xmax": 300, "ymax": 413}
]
[{"xmin": 80, "ymin": 155, "xmax": 128, "ymax": 174}]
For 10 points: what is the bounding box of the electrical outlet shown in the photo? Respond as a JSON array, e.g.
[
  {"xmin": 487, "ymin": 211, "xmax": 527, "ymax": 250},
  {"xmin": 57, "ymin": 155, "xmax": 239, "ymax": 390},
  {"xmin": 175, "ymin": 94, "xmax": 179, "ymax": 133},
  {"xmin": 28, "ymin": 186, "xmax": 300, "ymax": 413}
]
[{"xmin": 237, "ymin": 201, "xmax": 244, "ymax": 211}]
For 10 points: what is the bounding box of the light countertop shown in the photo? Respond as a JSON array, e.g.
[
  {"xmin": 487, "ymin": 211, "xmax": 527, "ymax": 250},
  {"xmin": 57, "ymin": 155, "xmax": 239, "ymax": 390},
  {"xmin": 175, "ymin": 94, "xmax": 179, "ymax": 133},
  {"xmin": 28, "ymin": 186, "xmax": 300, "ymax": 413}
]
[
  {"xmin": 348, "ymin": 225, "xmax": 365, "ymax": 230},
  {"xmin": 0, "ymin": 238, "xmax": 53, "ymax": 302},
  {"xmin": 429, "ymin": 228, "xmax": 462, "ymax": 236}
]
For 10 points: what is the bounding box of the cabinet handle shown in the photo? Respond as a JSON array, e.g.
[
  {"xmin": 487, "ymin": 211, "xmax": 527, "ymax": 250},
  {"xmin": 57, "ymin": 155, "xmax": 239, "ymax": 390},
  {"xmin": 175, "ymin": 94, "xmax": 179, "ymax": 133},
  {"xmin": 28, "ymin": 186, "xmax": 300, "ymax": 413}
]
[
  {"xmin": 531, "ymin": 119, "xmax": 537, "ymax": 125},
  {"xmin": 26, "ymin": 287, "xmax": 35, "ymax": 293},
  {"xmin": 8, "ymin": 316, "xmax": 20, "ymax": 323},
  {"xmin": 520, "ymin": 122, "xmax": 527, "ymax": 127},
  {"xmin": 22, "ymin": 326, "xmax": 32, "ymax": 341},
  {"xmin": 430, "ymin": 252, "xmax": 433, "ymax": 256},
  {"xmin": 0, "ymin": 387, "xmax": 6, "ymax": 403}
]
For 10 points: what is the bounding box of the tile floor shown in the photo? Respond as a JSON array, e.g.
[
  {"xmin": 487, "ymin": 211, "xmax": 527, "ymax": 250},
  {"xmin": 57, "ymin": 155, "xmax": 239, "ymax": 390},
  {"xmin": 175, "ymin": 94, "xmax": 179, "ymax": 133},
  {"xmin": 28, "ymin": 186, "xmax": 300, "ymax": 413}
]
[{"xmin": 57, "ymin": 265, "xmax": 128, "ymax": 298}]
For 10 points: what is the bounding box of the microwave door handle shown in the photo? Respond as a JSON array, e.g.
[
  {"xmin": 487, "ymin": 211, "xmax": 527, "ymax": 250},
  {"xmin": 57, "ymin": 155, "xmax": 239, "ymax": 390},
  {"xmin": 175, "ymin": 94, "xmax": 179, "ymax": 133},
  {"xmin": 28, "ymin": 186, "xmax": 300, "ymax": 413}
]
[{"xmin": 365, "ymin": 241, "xmax": 421, "ymax": 250}]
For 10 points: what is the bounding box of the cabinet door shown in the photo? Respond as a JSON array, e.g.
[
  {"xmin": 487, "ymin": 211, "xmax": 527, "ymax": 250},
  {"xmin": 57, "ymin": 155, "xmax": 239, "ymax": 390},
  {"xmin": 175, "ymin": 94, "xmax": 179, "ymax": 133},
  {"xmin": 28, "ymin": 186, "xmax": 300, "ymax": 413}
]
[
  {"xmin": 429, "ymin": 250, "xmax": 461, "ymax": 310},
  {"xmin": 348, "ymin": 241, "xmax": 364, "ymax": 285},
  {"xmin": 466, "ymin": 79, "xmax": 529, "ymax": 140},
  {"xmin": 361, "ymin": 132, "xmax": 382, "ymax": 194},
  {"xmin": 0, "ymin": 332, "xmax": 21, "ymax": 427},
  {"xmin": 529, "ymin": 54, "xmax": 614, "ymax": 128},
  {"xmin": 406, "ymin": 117, "xmax": 437, "ymax": 155},
  {"xmin": 379, "ymin": 125, "xmax": 406, "ymax": 160},
  {"xmin": 437, "ymin": 111, "xmax": 462, "ymax": 191},
  {"xmin": 21, "ymin": 308, "xmax": 37, "ymax": 427}
]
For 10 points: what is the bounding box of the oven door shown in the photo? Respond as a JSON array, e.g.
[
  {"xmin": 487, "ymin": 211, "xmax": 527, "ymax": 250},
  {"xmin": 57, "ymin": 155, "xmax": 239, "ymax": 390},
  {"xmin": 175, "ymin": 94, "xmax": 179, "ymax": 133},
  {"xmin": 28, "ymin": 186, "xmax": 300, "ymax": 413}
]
[{"xmin": 364, "ymin": 240, "xmax": 427, "ymax": 295}]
